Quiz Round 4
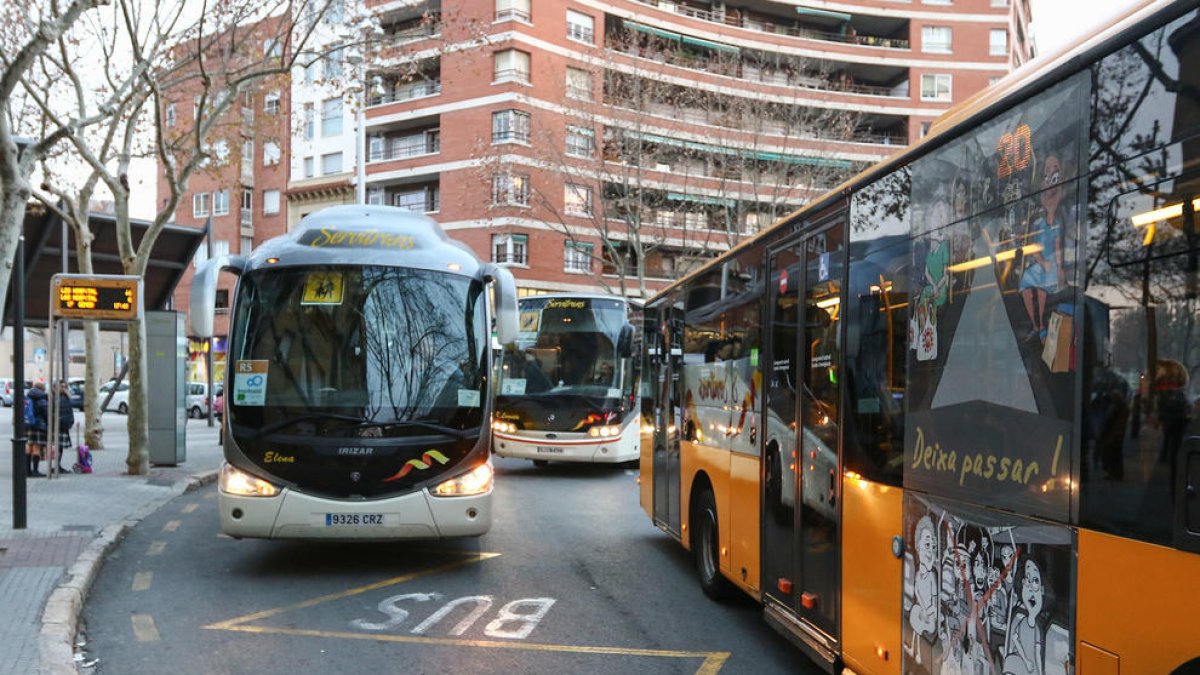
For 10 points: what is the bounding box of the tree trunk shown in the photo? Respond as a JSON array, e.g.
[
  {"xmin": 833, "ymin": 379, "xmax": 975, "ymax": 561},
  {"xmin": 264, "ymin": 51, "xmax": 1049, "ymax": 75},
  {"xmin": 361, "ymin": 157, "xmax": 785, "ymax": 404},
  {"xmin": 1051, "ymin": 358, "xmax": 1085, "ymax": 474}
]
[
  {"xmin": 0, "ymin": 186, "xmax": 31, "ymax": 327},
  {"xmin": 83, "ymin": 322, "xmax": 103, "ymax": 449},
  {"xmin": 125, "ymin": 318, "xmax": 149, "ymax": 474}
]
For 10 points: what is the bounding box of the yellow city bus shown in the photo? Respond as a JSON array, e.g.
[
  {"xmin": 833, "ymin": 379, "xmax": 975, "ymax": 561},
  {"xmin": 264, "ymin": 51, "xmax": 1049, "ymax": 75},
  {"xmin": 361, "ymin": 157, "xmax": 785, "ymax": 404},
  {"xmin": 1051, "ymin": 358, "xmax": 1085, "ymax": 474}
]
[{"xmin": 638, "ymin": 1, "xmax": 1200, "ymax": 672}]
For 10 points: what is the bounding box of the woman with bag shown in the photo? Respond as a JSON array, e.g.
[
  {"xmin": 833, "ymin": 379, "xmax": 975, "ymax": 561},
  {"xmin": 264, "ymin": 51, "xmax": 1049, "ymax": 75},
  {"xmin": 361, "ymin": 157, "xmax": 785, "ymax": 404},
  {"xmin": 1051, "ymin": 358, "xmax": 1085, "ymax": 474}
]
[
  {"xmin": 25, "ymin": 382, "xmax": 47, "ymax": 477},
  {"xmin": 53, "ymin": 381, "xmax": 75, "ymax": 474}
]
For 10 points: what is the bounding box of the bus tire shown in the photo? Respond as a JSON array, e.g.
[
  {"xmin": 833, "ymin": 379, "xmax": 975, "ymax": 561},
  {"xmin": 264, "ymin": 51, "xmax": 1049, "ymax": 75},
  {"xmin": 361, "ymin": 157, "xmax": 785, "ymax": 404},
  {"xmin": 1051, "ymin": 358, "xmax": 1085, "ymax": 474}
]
[
  {"xmin": 532, "ymin": 459, "xmax": 549, "ymax": 468},
  {"xmin": 693, "ymin": 488, "xmax": 733, "ymax": 601}
]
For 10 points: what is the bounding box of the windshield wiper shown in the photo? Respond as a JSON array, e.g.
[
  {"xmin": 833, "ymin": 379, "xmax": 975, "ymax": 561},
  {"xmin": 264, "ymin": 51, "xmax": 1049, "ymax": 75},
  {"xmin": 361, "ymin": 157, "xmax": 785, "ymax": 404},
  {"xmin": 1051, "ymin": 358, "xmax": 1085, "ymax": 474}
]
[
  {"xmin": 362, "ymin": 419, "xmax": 476, "ymax": 439},
  {"xmin": 252, "ymin": 412, "xmax": 366, "ymax": 438}
]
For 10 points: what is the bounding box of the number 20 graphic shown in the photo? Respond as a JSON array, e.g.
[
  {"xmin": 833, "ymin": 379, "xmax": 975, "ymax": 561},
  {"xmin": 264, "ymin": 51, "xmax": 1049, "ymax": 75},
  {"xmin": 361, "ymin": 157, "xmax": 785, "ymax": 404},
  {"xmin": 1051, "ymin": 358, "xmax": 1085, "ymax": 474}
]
[{"xmin": 996, "ymin": 123, "xmax": 1033, "ymax": 179}]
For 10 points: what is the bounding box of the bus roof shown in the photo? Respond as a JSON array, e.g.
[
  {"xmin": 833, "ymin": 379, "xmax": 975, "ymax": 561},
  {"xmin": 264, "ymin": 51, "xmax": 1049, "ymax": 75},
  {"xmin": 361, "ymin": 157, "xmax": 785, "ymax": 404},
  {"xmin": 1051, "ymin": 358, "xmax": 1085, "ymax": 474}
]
[
  {"xmin": 244, "ymin": 205, "xmax": 484, "ymax": 277},
  {"xmin": 646, "ymin": 0, "xmax": 1184, "ymax": 304}
]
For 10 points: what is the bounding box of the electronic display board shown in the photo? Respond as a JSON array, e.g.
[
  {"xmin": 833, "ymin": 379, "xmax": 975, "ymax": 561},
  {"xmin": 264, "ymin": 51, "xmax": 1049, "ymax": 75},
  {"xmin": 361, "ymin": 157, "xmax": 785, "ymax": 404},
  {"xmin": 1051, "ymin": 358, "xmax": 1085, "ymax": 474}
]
[{"xmin": 50, "ymin": 274, "xmax": 143, "ymax": 321}]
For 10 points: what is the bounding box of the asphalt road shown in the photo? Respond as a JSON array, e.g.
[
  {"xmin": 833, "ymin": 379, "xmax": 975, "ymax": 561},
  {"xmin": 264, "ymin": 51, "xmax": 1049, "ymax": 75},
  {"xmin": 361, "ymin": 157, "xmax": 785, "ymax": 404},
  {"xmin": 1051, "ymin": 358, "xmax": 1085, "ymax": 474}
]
[{"xmin": 78, "ymin": 456, "xmax": 821, "ymax": 674}]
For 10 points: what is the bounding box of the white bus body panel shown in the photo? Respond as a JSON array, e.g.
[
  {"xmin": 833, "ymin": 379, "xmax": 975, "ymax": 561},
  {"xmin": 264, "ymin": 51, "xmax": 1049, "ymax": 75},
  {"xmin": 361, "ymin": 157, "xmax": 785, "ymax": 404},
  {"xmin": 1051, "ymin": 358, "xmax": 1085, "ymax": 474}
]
[
  {"xmin": 493, "ymin": 415, "xmax": 640, "ymax": 463},
  {"xmin": 219, "ymin": 486, "xmax": 492, "ymax": 539}
]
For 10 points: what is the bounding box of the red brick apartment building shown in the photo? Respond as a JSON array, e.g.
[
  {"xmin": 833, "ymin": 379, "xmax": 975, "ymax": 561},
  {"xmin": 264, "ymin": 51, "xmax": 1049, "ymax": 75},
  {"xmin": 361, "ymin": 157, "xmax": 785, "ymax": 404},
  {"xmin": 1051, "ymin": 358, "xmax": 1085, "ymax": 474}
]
[{"xmin": 164, "ymin": 0, "xmax": 1033, "ymax": 364}]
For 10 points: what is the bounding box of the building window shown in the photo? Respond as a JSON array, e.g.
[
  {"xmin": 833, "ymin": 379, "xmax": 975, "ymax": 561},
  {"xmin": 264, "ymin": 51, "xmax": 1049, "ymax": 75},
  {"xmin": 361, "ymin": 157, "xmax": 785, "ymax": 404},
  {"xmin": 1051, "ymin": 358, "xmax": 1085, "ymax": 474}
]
[
  {"xmin": 494, "ymin": 49, "xmax": 530, "ymax": 84},
  {"xmin": 991, "ymin": 0, "xmax": 1009, "ymax": 6},
  {"xmin": 215, "ymin": 289, "xmax": 229, "ymax": 310},
  {"xmin": 492, "ymin": 173, "xmax": 529, "ymax": 206},
  {"xmin": 325, "ymin": 47, "xmax": 344, "ymax": 80},
  {"xmin": 192, "ymin": 192, "xmax": 210, "ymax": 218},
  {"xmin": 919, "ymin": 121, "xmax": 933, "ymax": 138},
  {"xmin": 495, "ymin": 0, "xmax": 530, "ymax": 22},
  {"xmin": 241, "ymin": 189, "xmax": 253, "ymax": 226},
  {"xmin": 321, "ymin": 152, "xmax": 343, "ymax": 175},
  {"xmin": 564, "ymin": 184, "xmax": 593, "ymax": 216},
  {"xmin": 492, "ymin": 109, "xmax": 531, "ymax": 144},
  {"xmin": 493, "ymin": 233, "xmax": 528, "ymax": 265},
  {"xmin": 263, "ymin": 141, "xmax": 281, "ymax": 166},
  {"xmin": 367, "ymin": 187, "xmax": 384, "ymax": 205},
  {"xmin": 920, "ymin": 73, "xmax": 952, "ymax": 102},
  {"xmin": 565, "ymin": 125, "xmax": 594, "ymax": 157},
  {"xmin": 321, "ymin": 97, "xmax": 343, "ymax": 137},
  {"xmin": 240, "ymin": 236, "xmax": 253, "ymax": 256},
  {"xmin": 263, "ymin": 189, "xmax": 280, "ymax": 215},
  {"xmin": 241, "ymin": 140, "xmax": 254, "ymax": 175},
  {"xmin": 166, "ymin": 103, "xmax": 176, "ymax": 127},
  {"xmin": 264, "ymin": 90, "xmax": 281, "ymax": 115},
  {"xmin": 564, "ymin": 241, "xmax": 593, "ymax": 272},
  {"xmin": 393, "ymin": 188, "xmax": 437, "ymax": 213},
  {"xmin": 990, "ymin": 28, "xmax": 1008, "ymax": 56},
  {"xmin": 303, "ymin": 103, "xmax": 314, "ymax": 140},
  {"xmin": 921, "ymin": 26, "xmax": 952, "ymax": 54},
  {"xmin": 304, "ymin": 58, "xmax": 317, "ymax": 85},
  {"xmin": 566, "ymin": 9, "xmax": 594, "ymax": 44},
  {"xmin": 213, "ymin": 189, "xmax": 230, "ymax": 216},
  {"xmin": 566, "ymin": 67, "xmax": 592, "ymax": 100},
  {"xmin": 264, "ymin": 38, "xmax": 283, "ymax": 59},
  {"xmin": 304, "ymin": 156, "xmax": 314, "ymax": 178},
  {"xmin": 921, "ymin": 0, "xmax": 951, "ymax": 4}
]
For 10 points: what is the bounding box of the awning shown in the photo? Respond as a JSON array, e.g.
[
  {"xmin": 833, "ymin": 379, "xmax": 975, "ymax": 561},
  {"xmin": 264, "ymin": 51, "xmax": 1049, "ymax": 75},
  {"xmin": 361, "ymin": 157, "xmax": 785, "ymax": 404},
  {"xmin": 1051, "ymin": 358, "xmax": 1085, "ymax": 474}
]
[
  {"xmin": 631, "ymin": 132, "xmax": 853, "ymax": 168},
  {"xmin": 623, "ymin": 19, "xmax": 682, "ymax": 42},
  {"xmin": 667, "ymin": 192, "xmax": 737, "ymax": 207},
  {"xmin": 795, "ymin": 7, "xmax": 852, "ymax": 23},
  {"xmin": 680, "ymin": 35, "xmax": 740, "ymax": 55}
]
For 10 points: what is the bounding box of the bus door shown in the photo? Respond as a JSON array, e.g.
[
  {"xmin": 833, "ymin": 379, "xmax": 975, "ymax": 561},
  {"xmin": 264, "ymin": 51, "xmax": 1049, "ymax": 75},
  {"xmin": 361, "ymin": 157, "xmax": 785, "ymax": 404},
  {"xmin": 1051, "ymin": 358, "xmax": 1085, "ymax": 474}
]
[
  {"xmin": 762, "ymin": 219, "xmax": 846, "ymax": 663},
  {"xmin": 654, "ymin": 295, "xmax": 684, "ymax": 537}
]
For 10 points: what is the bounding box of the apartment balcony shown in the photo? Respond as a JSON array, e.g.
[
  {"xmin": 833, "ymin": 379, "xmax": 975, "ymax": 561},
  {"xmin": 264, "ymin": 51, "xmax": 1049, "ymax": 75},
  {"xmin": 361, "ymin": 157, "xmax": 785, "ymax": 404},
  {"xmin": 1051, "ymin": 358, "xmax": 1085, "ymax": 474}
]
[
  {"xmin": 368, "ymin": 79, "xmax": 442, "ymax": 107},
  {"xmin": 367, "ymin": 182, "xmax": 441, "ymax": 214},
  {"xmin": 629, "ymin": 0, "xmax": 910, "ymax": 50},
  {"xmin": 368, "ymin": 129, "xmax": 441, "ymax": 163},
  {"xmin": 381, "ymin": 12, "xmax": 441, "ymax": 45}
]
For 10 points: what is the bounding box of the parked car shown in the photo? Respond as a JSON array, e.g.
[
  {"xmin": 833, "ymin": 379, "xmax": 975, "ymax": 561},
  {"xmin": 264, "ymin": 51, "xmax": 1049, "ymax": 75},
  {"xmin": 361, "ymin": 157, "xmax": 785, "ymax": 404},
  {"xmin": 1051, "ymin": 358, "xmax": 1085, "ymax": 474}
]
[
  {"xmin": 0, "ymin": 378, "xmax": 14, "ymax": 406},
  {"xmin": 186, "ymin": 381, "xmax": 222, "ymax": 419},
  {"xmin": 68, "ymin": 378, "xmax": 85, "ymax": 410},
  {"xmin": 99, "ymin": 380, "xmax": 131, "ymax": 414}
]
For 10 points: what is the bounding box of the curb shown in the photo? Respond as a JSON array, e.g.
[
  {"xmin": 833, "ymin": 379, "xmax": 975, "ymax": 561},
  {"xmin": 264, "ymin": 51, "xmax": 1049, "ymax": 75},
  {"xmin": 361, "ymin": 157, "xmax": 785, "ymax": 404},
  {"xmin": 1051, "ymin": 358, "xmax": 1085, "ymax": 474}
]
[{"xmin": 37, "ymin": 469, "xmax": 220, "ymax": 675}]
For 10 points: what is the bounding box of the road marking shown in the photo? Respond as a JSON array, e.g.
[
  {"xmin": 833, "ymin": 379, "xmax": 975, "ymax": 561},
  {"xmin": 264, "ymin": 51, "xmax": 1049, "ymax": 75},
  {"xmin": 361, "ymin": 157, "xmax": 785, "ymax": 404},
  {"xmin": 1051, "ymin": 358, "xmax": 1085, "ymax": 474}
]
[
  {"xmin": 182, "ymin": 504, "xmax": 199, "ymax": 514},
  {"xmin": 204, "ymin": 551, "xmax": 728, "ymax": 673},
  {"xmin": 132, "ymin": 571, "xmax": 153, "ymax": 592},
  {"xmin": 147, "ymin": 541, "xmax": 167, "ymax": 556},
  {"xmin": 163, "ymin": 520, "xmax": 181, "ymax": 532},
  {"xmin": 131, "ymin": 614, "xmax": 160, "ymax": 642}
]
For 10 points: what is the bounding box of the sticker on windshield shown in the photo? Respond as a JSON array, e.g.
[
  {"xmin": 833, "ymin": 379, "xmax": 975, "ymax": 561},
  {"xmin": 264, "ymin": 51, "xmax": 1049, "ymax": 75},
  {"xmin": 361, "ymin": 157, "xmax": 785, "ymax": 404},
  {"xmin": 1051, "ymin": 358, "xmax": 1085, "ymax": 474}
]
[
  {"xmin": 518, "ymin": 310, "xmax": 540, "ymax": 333},
  {"xmin": 606, "ymin": 388, "xmax": 621, "ymax": 399},
  {"xmin": 234, "ymin": 360, "xmax": 268, "ymax": 406},
  {"xmin": 500, "ymin": 379, "xmax": 527, "ymax": 395},
  {"xmin": 458, "ymin": 389, "xmax": 481, "ymax": 407},
  {"xmin": 301, "ymin": 271, "xmax": 344, "ymax": 305}
]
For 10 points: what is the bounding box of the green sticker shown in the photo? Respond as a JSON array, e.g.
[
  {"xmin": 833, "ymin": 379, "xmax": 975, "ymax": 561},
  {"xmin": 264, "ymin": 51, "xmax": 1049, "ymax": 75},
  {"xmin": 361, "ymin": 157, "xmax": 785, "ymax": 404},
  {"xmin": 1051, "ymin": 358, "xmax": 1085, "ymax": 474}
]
[{"xmin": 750, "ymin": 348, "xmax": 759, "ymax": 367}]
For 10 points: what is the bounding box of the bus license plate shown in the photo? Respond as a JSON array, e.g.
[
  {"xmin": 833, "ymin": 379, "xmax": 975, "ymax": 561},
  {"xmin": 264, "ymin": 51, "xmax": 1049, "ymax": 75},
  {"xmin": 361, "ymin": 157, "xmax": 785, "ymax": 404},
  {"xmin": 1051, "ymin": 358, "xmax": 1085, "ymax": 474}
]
[
  {"xmin": 535, "ymin": 446, "xmax": 564, "ymax": 454},
  {"xmin": 325, "ymin": 513, "xmax": 385, "ymax": 526}
]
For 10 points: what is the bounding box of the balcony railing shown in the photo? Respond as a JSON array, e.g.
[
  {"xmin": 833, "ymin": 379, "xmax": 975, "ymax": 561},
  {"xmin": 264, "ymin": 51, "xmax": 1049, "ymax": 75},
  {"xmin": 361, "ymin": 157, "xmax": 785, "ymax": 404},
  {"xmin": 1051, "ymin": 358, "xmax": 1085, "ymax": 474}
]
[
  {"xmin": 567, "ymin": 24, "xmax": 595, "ymax": 43},
  {"xmin": 369, "ymin": 135, "xmax": 441, "ymax": 162},
  {"xmin": 631, "ymin": 0, "xmax": 910, "ymax": 50},
  {"xmin": 386, "ymin": 20, "xmax": 441, "ymax": 44},
  {"xmin": 368, "ymin": 80, "xmax": 441, "ymax": 106},
  {"xmin": 240, "ymin": 208, "xmax": 253, "ymax": 227},
  {"xmin": 493, "ymin": 68, "xmax": 530, "ymax": 84},
  {"xmin": 495, "ymin": 7, "xmax": 530, "ymax": 22},
  {"xmin": 610, "ymin": 41, "xmax": 908, "ymax": 99}
]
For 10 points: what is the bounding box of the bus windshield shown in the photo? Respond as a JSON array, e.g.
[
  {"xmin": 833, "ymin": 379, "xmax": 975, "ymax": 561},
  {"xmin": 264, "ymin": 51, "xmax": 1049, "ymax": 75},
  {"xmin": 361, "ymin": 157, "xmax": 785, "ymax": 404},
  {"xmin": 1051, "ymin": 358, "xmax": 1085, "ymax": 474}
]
[
  {"xmin": 501, "ymin": 297, "xmax": 627, "ymax": 398},
  {"xmin": 227, "ymin": 265, "xmax": 487, "ymax": 438}
]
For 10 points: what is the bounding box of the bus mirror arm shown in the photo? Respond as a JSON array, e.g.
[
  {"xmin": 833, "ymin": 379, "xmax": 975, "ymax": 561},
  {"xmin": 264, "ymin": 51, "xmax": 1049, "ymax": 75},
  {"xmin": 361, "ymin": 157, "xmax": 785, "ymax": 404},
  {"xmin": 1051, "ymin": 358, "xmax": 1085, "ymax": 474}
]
[
  {"xmin": 482, "ymin": 263, "xmax": 519, "ymax": 346},
  {"xmin": 188, "ymin": 255, "xmax": 247, "ymax": 338},
  {"xmin": 618, "ymin": 323, "xmax": 635, "ymax": 358}
]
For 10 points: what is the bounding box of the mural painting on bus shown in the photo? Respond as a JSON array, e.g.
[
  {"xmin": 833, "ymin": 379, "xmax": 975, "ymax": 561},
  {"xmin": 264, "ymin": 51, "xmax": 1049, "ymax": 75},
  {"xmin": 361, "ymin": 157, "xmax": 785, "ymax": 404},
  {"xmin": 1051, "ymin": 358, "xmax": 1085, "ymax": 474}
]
[
  {"xmin": 905, "ymin": 70, "xmax": 1090, "ymax": 522},
  {"xmin": 902, "ymin": 493, "xmax": 1074, "ymax": 675}
]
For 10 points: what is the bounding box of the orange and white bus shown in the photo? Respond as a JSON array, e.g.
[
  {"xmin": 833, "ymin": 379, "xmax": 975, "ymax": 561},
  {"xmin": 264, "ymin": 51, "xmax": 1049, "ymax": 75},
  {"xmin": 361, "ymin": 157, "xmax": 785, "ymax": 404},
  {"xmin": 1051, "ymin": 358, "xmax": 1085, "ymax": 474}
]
[
  {"xmin": 492, "ymin": 294, "xmax": 642, "ymax": 466},
  {"xmin": 639, "ymin": 1, "xmax": 1200, "ymax": 672}
]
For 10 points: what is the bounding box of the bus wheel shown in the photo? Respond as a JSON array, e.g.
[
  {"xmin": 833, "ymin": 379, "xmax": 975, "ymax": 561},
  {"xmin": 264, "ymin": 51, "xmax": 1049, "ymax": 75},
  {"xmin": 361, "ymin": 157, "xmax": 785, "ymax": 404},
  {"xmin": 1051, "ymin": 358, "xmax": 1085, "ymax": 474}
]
[
  {"xmin": 694, "ymin": 489, "xmax": 733, "ymax": 601},
  {"xmin": 532, "ymin": 460, "xmax": 549, "ymax": 468}
]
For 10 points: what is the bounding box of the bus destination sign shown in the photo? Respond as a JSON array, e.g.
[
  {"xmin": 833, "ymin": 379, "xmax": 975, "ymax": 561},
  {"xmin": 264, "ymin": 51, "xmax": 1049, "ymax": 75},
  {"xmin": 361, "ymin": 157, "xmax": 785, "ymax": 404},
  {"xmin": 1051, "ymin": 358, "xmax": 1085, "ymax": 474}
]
[{"xmin": 50, "ymin": 274, "xmax": 143, "ymax": 321}]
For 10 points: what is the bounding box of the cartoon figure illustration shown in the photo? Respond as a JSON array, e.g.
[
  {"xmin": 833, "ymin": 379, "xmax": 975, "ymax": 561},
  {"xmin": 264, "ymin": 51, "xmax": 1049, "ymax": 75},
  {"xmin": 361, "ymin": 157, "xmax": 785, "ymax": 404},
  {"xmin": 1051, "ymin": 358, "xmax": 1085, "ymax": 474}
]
[
  {"xmin": 1003, "ymin": 556, "xmax": 1046, "ymax": 675},
  {"xmin": 907, "ymin": 515, "xmax": 939, "ymax": 664},
  {"xmin": 1019, "ymin": 155, "xmax": 1067, "ymax": 343},
  {"xmin": 987, "ymin": 563, "xmax": 1010, "ymax": 639}
]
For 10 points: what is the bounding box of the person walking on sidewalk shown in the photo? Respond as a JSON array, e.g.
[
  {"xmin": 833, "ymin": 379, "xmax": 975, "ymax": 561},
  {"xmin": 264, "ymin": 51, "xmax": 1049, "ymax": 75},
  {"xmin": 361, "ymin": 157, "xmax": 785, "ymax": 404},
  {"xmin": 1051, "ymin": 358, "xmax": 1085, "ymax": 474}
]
[
  {"xmin": 54, "ymin": 380, "xmax": 75, "ymax": 474},
  {"xmin": 26, "ymin": 381, "xmax": 48, "ymax": 477}
]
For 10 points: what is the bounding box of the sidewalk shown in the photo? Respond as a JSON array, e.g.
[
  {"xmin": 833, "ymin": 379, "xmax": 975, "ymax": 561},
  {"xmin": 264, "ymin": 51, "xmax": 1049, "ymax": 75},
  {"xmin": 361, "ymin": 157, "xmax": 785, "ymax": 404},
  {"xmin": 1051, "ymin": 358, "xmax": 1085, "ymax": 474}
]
[{"xmin": 0, "ymin": 412, "xmax": 225, "ymax": 675}]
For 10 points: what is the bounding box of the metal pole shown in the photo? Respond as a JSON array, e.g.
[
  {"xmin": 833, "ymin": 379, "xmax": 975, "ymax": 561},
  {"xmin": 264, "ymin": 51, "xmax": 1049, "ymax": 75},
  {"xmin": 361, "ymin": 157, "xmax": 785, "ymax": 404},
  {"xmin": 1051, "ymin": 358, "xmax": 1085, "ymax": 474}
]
[
  {"xmin": 47, "ymin": 320, "xmax": 58, "ymax": 479},
  {"xmin": 356, "ymin": 95, "xmax": 366, "ymax": 204},
  {"xmin": 11, "ymin": 234, "xmax": 27, "ymax": 528},
  {"xmin": 206, "ymin": 217, "xmax": 215, "ymax": 427}
]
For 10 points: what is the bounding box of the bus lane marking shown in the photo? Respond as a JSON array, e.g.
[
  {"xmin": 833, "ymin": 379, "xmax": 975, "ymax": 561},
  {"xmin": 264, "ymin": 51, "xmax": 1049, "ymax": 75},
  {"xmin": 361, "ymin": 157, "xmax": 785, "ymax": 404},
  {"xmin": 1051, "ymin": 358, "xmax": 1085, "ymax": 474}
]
[
  {"xmin": 182, "ymin": 503, "xmax": 199, "ymax": 514},
  {"xmin": 131, "ymin": 614, "xmax": 160, "ymax": 642},
  {"xmin": 163, "ymin": 520, "xmax": 181, "ymax": 533},
  {"xmin": 203, "ymin": 550, "xmax": 729, "ymax": 673},
  {"xmin": 131, "ymin": 571, "xmax": 153, "ymax": 592},
  {"xmin": 147, "ymin": 541, "xmax": 167, "ymax": 556}
]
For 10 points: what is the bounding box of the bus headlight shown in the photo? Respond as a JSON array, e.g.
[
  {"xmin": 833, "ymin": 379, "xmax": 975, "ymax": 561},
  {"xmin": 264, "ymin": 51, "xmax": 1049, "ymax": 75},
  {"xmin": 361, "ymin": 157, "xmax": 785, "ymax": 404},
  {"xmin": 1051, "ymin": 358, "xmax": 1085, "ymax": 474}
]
[
  {"xmin": 432, "ymin": 461, "xmax": 494, "ymax": 497},
  {"xmin": 491, "ymin": 420, "xmax": 517, "ymax": 434},
  {"xmin": 219, "ymin": 462, "xmax": 280, "ymax": 497},
  {"xmin": 588, "ymin": 425, "xmax": 620, "ymax": 438}
]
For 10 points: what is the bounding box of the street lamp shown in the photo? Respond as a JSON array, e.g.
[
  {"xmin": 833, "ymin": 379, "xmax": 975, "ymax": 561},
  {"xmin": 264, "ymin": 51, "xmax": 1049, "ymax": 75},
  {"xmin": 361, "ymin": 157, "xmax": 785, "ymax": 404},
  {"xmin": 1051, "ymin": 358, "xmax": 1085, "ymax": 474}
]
[
  {"xmin": 345, "ymin": 49, "xmax": 367, "ymax": 205},
  {"xmin": 11, "ymin": 135, "xmax": 34, "ymax": 529}
]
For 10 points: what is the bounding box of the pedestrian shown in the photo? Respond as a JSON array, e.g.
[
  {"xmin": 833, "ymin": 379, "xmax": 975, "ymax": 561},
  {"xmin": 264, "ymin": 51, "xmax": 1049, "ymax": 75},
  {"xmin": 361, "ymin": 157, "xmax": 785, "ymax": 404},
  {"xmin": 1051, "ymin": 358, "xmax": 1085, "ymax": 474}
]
[
  {"xmin": 54, "ymin": 380, "xmax": 75, "ymax": 474},
  {"xmin": 26, "ymin": 381, "xmax": 48, "ymax": 477}
]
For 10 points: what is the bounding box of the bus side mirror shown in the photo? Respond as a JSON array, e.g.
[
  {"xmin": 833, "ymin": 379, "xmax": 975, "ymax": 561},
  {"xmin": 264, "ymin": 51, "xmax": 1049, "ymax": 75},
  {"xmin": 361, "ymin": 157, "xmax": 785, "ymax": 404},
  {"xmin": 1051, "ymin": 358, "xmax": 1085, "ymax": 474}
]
[
  {"xmin": 484, "ymin": 264, "xmax": 519, "ymax": 346},
  {"xmin": 188, "ymin": 255, "xmax": 247, "ymax": 338},
  {"xmin": 618, "ymin": 323, "xmax": 635, "ymax": 358}
]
